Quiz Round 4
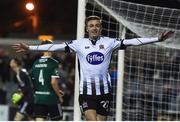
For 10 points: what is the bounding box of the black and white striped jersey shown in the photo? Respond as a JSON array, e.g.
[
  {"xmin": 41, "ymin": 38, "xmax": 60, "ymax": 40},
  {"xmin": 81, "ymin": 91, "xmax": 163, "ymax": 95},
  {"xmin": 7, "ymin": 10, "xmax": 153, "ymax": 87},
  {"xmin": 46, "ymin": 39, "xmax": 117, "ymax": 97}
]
[{"xmin": 67, "ymin": 37, "xmax": 124, "ymax": 95}]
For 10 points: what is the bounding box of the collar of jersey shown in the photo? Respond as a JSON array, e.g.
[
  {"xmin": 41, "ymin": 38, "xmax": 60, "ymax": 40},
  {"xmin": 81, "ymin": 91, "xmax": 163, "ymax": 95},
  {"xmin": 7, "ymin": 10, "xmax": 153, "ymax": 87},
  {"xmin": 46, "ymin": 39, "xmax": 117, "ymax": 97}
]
[{"xmin": 89, "ymin": 36, "xmax": 101, "ymax": 45}]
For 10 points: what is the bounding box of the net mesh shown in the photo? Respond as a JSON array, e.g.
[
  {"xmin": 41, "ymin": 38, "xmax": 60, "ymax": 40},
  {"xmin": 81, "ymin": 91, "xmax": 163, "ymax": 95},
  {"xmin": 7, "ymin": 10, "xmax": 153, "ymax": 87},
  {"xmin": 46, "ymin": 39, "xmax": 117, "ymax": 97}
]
[
  {"xmin": 93, "ymin": 0, "xmax": 180, "ymax": 49},
  {"xmin": 86, "ymin": 0, "xmax": 180, "ymax": 121}
]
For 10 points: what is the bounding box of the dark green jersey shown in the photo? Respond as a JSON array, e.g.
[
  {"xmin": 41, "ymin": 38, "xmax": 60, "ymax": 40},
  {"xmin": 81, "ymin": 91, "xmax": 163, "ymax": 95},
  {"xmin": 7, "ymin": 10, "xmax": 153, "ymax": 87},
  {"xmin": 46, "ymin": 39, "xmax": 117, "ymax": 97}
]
[{"xmin": 32, "ymin": 56, "xmax": 60, "ymax": 104}]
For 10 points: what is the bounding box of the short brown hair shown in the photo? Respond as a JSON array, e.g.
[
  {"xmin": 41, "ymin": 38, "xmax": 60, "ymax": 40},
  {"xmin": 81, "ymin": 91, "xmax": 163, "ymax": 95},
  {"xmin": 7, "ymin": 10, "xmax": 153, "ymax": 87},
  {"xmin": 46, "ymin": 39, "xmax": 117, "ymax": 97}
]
[
  {"xmin": 85, "ymin": 15, "xmax": 101, "ymax": 26},
  {"xmin": 41, "ymin": 40, "xmax": 53, "ymax": 45}
]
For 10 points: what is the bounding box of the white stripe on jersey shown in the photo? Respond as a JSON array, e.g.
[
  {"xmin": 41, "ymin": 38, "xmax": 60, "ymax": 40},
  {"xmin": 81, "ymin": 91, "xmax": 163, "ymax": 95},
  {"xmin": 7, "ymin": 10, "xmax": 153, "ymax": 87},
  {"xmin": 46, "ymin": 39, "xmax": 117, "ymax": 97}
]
[
  {"xmin": 86, "ymin": 76, "xmax": 92, "ymax": 95},
  {"xmin": 103, "ymin": 74, "xmax": 109, "ymax": 94},
  {"xmin": 95, "ymin": 75, "xmax": 100, "ymax": 95}
]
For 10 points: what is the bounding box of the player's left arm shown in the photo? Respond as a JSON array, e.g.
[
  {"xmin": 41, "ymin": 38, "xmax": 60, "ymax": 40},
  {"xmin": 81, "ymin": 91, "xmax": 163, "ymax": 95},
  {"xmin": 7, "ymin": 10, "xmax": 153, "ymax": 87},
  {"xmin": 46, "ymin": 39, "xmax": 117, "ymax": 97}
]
[{"xmin": 123, "ymin": 31, "xmax": 174, "ymax": 46}]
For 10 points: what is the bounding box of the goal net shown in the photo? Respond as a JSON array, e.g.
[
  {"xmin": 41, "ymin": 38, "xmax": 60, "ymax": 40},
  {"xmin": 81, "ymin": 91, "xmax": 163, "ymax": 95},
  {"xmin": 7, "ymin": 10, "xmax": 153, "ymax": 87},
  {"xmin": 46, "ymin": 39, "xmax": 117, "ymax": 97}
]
[{"xmin": 85, "ymin": 0, "xmax": 180, "ymax": 121}]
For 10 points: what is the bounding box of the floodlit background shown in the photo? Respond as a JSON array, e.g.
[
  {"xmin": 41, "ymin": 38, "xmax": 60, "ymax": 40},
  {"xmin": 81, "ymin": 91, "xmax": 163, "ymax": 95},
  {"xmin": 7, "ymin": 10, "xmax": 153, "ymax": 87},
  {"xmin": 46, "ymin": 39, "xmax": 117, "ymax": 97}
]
[{"xmin": 0, "ymin": 0, "xmax": 179, "ymax": 121}]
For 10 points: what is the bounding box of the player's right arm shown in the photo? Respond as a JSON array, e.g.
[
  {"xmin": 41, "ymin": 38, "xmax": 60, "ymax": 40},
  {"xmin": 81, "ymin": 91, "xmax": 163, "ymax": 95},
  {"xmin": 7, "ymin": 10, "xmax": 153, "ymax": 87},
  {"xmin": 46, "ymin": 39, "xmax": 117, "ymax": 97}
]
[
  {"xmin": 13, "ymin": 40, "xmax": 79, "ymax": 53},
  {"xmin": 12, "ymin": 42, "xmax": 67, "ymax": 52},
  {"xmin": 51, "ymin": 77, "xmax": 64, "ymax": 103}
]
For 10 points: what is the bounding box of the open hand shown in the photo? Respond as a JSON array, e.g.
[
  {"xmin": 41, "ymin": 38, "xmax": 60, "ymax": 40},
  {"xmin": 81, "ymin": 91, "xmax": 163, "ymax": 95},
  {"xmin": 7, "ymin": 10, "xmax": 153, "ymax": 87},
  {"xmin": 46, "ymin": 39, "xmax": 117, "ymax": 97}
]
[
  {"xmin": 12, "ymin": 43, "xmax": 29, "ymax": 53},
  {"xmin": 59, "ymin": 89, "xmax": 64, "ymax": 104},
  {"xmin": 159, "ymin": 31, "xmax": 174, "ymax": 42}
]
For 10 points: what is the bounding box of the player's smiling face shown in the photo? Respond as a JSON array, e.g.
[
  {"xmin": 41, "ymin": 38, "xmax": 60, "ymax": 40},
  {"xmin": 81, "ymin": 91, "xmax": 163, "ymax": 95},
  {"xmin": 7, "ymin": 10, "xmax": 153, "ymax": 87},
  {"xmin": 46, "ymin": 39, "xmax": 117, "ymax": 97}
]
[{"xmin": 86, "ymin": 19, "xmax": 102, "ymax": 40}]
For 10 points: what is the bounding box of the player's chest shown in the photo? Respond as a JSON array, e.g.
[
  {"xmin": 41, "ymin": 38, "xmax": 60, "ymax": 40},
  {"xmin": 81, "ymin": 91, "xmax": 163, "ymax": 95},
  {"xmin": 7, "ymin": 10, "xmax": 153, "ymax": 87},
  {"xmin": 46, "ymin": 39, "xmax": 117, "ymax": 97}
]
[
  {"xmin": 78, "ymin": 43, "xmax": 112, "ymax": 65},
  {"xmin": 79, "ymin": 42, "xmax": 110, "ymax": 54}
]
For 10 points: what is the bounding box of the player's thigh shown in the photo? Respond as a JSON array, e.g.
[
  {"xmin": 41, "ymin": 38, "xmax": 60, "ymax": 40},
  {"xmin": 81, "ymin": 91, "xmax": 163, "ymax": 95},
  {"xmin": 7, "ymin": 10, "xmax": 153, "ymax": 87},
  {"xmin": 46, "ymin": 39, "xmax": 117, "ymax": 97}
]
[
  {"xmin": 79, "ymin": 95, "xmax": 97, "ymax": 120},
  {"xmin": 84, "ymin": 109, "xmax": 97, "ymax": 121},
  {"xmin": 33, "ymin": 104, "xmax": 48, "ymax": 119},
  {"xmin": 79, "ymin": 95, "xmax": 97, "ymax": 113},
  {"xmin": 97, "ymin": 114, "xmax": 107, "ymax": 121},
  {"xmin": 48, "ymin": 103, "xmax": 63, "ymax": 120}
]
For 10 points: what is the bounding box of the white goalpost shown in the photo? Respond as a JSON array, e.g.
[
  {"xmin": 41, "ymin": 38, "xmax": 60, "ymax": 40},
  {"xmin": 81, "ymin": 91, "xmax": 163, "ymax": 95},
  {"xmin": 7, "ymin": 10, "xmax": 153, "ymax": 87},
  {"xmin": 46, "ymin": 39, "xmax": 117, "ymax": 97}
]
[
  {"xmin": 73, "ymin": 0, "xmax": 86, "ymax": 121},
  {"xmin": 74, "ymin": 0, "xmax": 180, "ymax": 121},
  {"xmin": 115, "ymin": 26, "xmax": 126, "ymax": 121}
]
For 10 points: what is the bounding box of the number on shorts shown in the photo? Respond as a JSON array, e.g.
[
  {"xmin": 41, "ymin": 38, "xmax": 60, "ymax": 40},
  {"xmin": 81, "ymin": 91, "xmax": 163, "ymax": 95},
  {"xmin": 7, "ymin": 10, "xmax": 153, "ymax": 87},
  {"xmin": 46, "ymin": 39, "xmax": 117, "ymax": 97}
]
[{"xmin": 100, "ymin": 100, "xmax": 109, "ymax": 109}]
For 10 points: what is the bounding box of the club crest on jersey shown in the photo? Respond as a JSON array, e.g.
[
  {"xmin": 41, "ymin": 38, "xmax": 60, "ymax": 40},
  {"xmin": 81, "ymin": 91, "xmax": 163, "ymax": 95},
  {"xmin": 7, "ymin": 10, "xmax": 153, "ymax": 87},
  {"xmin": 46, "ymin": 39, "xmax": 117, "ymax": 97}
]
[
  {"xmin": 86, "ymin": 52, "xmax": 104, "ymax": 65},
  {"xmin": 99, "ymin": 44, "xmax": 104, "ymax": 49},
  {"xmin": 85, "ymin": 46, "xmax": 90, "ymax": 49}
]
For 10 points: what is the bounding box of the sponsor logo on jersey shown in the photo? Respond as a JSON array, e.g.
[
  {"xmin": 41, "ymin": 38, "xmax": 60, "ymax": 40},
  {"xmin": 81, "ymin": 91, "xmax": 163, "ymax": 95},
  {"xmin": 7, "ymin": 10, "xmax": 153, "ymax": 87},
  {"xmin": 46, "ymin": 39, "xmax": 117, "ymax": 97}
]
[
  {"xmin": 86, "ymin": 52, "xmax": 104, "ymax": 65},
  {"xmin": 39, "ymin": 58, "xmax": 48, "ymax": 62},
  {"xmin": 35, "ymin": 64, "xmax": 47, "ymax": 68}
]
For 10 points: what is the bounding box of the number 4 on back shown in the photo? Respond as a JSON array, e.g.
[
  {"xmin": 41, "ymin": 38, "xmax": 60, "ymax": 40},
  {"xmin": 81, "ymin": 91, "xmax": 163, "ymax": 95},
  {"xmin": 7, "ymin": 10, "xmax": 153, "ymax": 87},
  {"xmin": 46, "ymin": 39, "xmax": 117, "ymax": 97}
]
[{"xmin": 39, "ymin": 69, "xmax": 44, "ymax": 85}]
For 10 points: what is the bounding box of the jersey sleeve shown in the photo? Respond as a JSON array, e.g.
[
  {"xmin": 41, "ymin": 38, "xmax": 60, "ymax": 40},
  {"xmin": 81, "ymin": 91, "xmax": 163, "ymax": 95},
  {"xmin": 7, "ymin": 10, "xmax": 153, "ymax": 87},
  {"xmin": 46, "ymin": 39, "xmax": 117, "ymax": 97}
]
[
  {"xmin": 65, "ymin": 39, "xmax": 80, "ymax": 53},
  {"xmin": 51, "ymin": 68, "xmax": 60, "ymax": 78},
  {"xmin": 123, "ymin": 37, "xmax": 159, "ymax": 46},
  {"xmin": 51, "ymin": 62, "xmax": 60, "ymax": 78},
  {"xmin": 110, "ymin": 38, "xmax": 126, "ymax": 50},
  {"xmin": 111, "ymin": 37, "xmax": 159, "ymax": 50},
  {"xmin": 29, "ymin": 43, "xmax": 66, "ymax": 51}
]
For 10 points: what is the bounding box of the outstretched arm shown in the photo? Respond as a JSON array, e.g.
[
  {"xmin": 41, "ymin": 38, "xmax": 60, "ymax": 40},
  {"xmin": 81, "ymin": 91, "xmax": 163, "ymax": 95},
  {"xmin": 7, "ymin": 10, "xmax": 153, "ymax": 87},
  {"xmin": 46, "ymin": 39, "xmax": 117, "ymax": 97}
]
[
  {"xmin": 123, "ymin": 31, "xmax": 174, "ymax": 46},
  {"xmin": 13, "ymin": 43, "xmax": 66, "ymax": 52},
  {"xmin": 29, "ymin": 43, "xmax": 66, "ymax": 51}
]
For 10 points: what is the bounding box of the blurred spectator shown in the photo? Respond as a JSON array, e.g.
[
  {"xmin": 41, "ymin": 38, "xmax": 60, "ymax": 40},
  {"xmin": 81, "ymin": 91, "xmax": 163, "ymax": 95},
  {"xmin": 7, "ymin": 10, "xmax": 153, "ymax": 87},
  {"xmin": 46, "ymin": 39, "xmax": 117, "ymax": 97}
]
[
  {"xmin": 58, "ymin": 64, "xmax": 67, "ymax": 84},
  {"xmin": 110, "ymin": 65, "xmax": 117, "ymax": 81},
  {"xmin": 62, "ymin": 53, "xmax": 75, "ymax": 73},
  {"xmin": 22, "ymin": 52, "xmax": 40, "ymax": 72},
  {"xmin": 61, "ymin": 76, "xmax": 75, "ymax": 106},
  {"xmin": 0, "ymin": 47, "xmax": 11, "ymax": 83},
  {"xmin": 0, "ymin": 88, "xmax": 6, "ymax": 104}
]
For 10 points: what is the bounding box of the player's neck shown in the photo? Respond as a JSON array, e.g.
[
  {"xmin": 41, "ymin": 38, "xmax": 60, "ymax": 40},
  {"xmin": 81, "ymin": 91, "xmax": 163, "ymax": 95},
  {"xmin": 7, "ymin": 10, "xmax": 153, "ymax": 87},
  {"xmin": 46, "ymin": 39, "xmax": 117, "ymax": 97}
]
[
  {"xmin": 89, "ymin": 36, "xmax": 100, "ymax": 45},
  {"xmin": 89, "ymin": 36, "xmax": 100, "ymax": 41},
  {"xmin": 43, "ymin": 52, "xmax": 52, "ymax": 57}
]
